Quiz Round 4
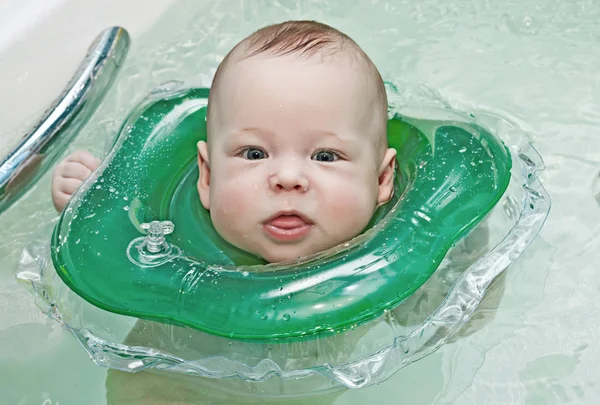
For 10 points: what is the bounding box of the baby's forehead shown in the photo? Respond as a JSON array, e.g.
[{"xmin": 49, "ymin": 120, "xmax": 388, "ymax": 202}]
[
  {"xmin": 216, "ymin": 56, "xmax": 378, "ymax": 120},
  {"xmin": 215, "ymin": 48, "xmax": 381, "ymax": 109}
]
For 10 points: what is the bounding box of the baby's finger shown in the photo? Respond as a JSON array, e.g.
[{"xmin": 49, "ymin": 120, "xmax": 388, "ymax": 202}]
[
  {"xmin": 65, "ymin": 151, "xmax": 101, "ymax": 171},
  {"xmin": 56, "ymin": 177, "xmax": 87, "ymax": 195},
  {"xmin": 52, "ymin": 191, "xmax": 70, "ymax": 213},
  {"xmin": 54, "ymin": 161, "xmax": 93, "ymax": 181}
]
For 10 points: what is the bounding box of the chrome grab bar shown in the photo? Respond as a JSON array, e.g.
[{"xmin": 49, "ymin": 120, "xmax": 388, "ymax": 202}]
[{"xmin": 0, "ymin": 26, "xmax": 130, "ymax": 214}]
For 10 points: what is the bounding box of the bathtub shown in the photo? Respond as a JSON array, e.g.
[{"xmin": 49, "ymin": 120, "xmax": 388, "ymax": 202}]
[{"xmin": 1, "ymin": 0, "xmax": 599, "ymax": 404}]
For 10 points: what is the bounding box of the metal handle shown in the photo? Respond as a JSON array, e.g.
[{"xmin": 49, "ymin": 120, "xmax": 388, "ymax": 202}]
[{"xmin": 0, "ymin": 26, "xmax": 130, "ymax": 214}]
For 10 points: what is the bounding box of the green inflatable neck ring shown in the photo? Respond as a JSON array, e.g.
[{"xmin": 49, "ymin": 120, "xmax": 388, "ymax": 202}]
[{"xmin": 52, "ymin": 87, "xmax": 511, "ymax": 341}]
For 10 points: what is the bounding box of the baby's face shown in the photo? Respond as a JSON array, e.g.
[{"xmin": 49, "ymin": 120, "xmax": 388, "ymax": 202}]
[{"xmin": 197, "ymin": 53, "xmax": 395, "ymax": 262}]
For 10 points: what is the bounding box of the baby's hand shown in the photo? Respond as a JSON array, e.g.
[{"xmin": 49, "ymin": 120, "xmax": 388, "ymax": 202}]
[{"xmin": 51, "ymin": 151, "xmax": 101, "ymax": 212}]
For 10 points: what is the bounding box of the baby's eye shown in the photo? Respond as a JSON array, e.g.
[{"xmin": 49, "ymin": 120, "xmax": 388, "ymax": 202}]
[
  {"xmin": 312, "ymin": 150, "xmax": 340, "ymax": 162},
  {"xmin": 242, "ymin": 148, "xmax": 267, "ymax": 160}
]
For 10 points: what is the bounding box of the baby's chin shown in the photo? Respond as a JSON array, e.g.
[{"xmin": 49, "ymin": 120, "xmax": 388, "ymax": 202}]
[
  {"xmin": 258, "ymin": 249, "xmax": 309, "ymax": 264},
  {"xmin": 244, "ymin": 239, "xmax": 342, "ymax": 264},
  {"xmin": 257, "ymin": 251, "xmax": 313, "ymax": 264}
]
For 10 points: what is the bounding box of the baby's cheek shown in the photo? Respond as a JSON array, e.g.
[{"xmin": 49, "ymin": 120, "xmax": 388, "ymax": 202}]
[
  {"xmin": 209, "ymin": 183, "xmax": 251, "ymax": 237},
  {"xmin": 323, "ymin": 182, "xmax": 375, "ymax": 231},
  {"xmin": 214, "ymin": 185, "xmax": 250, "ymax": 218}
]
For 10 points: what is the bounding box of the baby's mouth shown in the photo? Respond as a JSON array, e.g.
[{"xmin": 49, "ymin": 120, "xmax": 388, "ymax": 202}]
[{"xmin": 263, "ymin": 212, "xmax": 313, "ymax": 242}]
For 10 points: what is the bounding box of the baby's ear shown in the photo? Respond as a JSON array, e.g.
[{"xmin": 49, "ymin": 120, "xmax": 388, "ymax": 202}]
[
  {"xmin": 197, "ymin": 141, "xmax": 211, "ymax": 210},
  {"xmin": 377, "ymin": 148, "xmax": 397, "ymax": 206}
]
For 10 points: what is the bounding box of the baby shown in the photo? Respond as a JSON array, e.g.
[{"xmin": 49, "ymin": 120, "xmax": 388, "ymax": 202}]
[{"xmin": 52, "ymin": 20, "xmax": 396, "ymax": 263}]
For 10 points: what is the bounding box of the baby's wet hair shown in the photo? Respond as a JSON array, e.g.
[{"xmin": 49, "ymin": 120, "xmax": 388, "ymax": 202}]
[{"xmin": 244, "ymin": 20, "xmax": 362, "ymax": 60}]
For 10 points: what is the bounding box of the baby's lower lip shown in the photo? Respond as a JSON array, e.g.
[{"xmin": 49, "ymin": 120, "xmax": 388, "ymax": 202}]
[{"xmin": 263, "ymin": 215, "xmax": 312, "ymax": 242}]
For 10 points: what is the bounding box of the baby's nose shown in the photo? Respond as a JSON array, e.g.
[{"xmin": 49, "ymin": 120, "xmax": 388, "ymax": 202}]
[{"xmin": 268, "ymin": 166, "xmax": 309, "ymax": 192}]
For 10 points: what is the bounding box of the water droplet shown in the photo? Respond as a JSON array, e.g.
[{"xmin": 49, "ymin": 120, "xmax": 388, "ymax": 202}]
[
  {"xmin": 458, "ymin": 147, "xmax": 467, "ymax": 153},
  {"xmin": 109, "ymin": 187, "xmax": 116, "ymax": 193},
  {"xmin": 261, "ymin": 314, "xmax": 268, "ymax": 320},
  {"xmin": 450, "ymin": 186, "xmax": 457, "ymax": 192},
  {"xmin": 95, "ymin": 185, "xmax": 102, "ymax": 189},
  {"xmin": 282, "ymin": 313, "xmax": 291, "ymax": 321},
  {"xmin": 124, "ymin": 206, "xmax": 129, "ymax": 211}
]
